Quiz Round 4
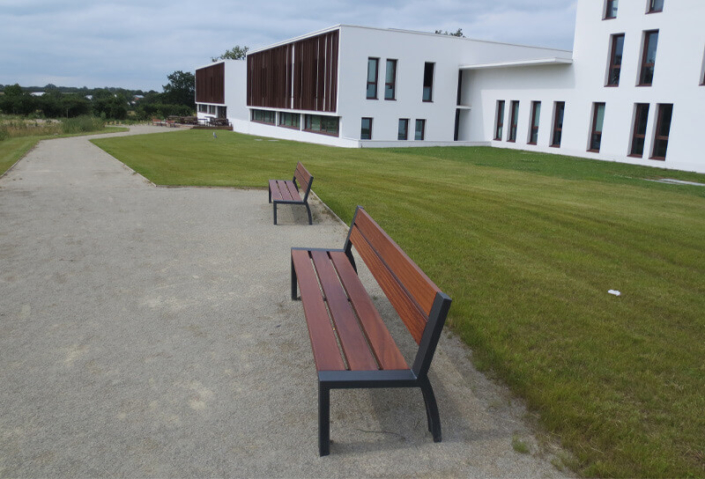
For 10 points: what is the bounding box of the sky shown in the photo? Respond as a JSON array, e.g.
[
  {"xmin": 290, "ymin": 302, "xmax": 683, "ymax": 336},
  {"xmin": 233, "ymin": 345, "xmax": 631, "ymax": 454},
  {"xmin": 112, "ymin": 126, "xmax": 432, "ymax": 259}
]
[{"xmin": 0, "ymin": 0, "xmax": 578, "ymax": 92}]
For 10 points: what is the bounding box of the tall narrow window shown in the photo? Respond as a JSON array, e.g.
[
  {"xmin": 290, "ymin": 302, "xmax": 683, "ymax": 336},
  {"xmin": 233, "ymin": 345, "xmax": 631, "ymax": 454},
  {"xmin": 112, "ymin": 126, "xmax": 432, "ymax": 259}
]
[
  {"xmin": 385, "ymin": 60, "xmax": 397, "ymax": 100},
  {"xmin": 398, "ymin": 119, "xmax": 409, "ymax": 140},
  {"xmin": 361, "ymin": 118, "xmax": 372, "ymax": 140},
  {"xmin": 607, "ymin": 34, "xmax": 625, "ymax": 86},
  {"xmin": 651, "ymin": 104, "xmax": 673, "ymax": 160},
  {"xmin": 589, "ymin": 103, "xmax": 606, "ymax": 152},
  {"xmin": 508, "ymin": 101, "xmax": 519, "ymax": 142},
  {"xmin": 551, "ymin": 102, "xmax": 565, "ymax": 147},
  {"xmin": 415, "ymin": 119, "xmax": 426, "ymax": 140},
  {"xmin": 422, "ymin": 63, "xmax": 434, "ymax": 102},
  {"xmin": 528, "ymin": 102, "xmax": 541, "ymax": 145},
  {"xmin": 630, "ymin": 104, "xmax": 650, "ymax": 157},
  {"xmin": 648, "ymin": 0, "xmax": 663, "ymax": 13},
  {"xmin": 366, "ymin": 58, "xmax": 379, "ymax": 99},
  {"xmin": 639, "ymin": 31, "xmax": 659, "ymax": 86},
  {"xmin": 494, "ymin": 100, "xmax": 505, "ymax": 141},
  {"xmin": 605, "ymin": 0, "xmax": 618, "ymax": 19}
]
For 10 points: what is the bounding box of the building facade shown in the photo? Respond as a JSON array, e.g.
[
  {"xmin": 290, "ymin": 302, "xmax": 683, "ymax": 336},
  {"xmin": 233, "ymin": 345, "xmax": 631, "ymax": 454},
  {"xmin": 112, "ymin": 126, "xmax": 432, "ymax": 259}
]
[{"xmin": 195, "ymin": 0, "xmax": 705, "ymax": 173}]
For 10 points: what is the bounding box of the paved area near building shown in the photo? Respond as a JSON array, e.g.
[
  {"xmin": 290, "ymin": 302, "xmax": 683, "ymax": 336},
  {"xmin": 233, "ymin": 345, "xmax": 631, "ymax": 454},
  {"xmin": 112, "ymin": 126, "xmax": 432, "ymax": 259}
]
[{"xmin": 0, "ymin": 126, "xmax": 571, "ymax": 477}]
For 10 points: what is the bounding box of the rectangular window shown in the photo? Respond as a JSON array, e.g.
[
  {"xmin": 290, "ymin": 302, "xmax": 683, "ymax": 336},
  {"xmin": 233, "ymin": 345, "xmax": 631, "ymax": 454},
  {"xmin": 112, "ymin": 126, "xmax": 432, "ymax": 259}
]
[
  {"xmin": 629, "ymin": 104, "xmax": 650, "ymax": 157},
  {"xmin": 398, "ymin": 119, "xmax": 409, "ymax": 140},
  {"xmin": 361, "ymin": 118, "xmax": 372, "ymax": 140},
  {"xmin": 651, "ymin": 104, "xmax": 673, "ymax": 160},
  {"xmin": 279, "ymin": 112, "xmax": 300, "ymax": 129},
  {"xmin": 208, "ymin": 105, "xmax": 216, "ymax": 115},
  {"xmin": 551, "ymin": 102, "xmax": 565, "ymax": 147},
  {"xmin": 639, "ymin": 31, "xmax": 659, "ymax": 86},
  {"xmin": 422, "ymin": 63, "xmax": 434, "ymax": 102},
  {"xmin": 366, "ymin": 58, "xmax": 379, "ymax": 99},
  {"xmin": 508, "ymin": 101, "xmax": 519, "ymax": 142},
  {"xmin": 415, "ymin": 119, "xmax": 425, "ymax": 140},
  {"xmin": 607, "ymin": 34, "xmax": 625, "ymax": 86},
  {"xmin": 385, "ymin": 60, "xmax": 397, "ymax": 100},
  {"xmin": 494, "ymin": 100, "xmax": 505, "ymax": 140},
  {"xmin": 528, "ymin": 102, "xmax": 541, "ymax": 145},
  {"xmin": 589, "ymin": 103, "xmax": 606, "ymax": 152},
  {"xmin": 252, "ymin": 109, "xmax": 276, "ymax": 124},
  {"xmin": 304, "ymin": 115, "xmax": 340, "ymax": 136},
  {"xmin": 198, "ymin": 104, "xmax": 207, "ymax": 113},
  {"xmin": 648, "ymin": 0, "xmax": 663, "ymax": 13},
  {"xmin": 605, "ymin": 0, "xmax": 618, "ymax": 19}
]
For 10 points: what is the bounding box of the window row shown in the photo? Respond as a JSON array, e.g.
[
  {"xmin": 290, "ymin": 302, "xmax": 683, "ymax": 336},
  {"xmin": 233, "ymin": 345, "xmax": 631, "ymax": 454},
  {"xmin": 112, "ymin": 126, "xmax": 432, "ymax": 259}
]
[
  {"xmin": 493, "ymin": 100, "xmax": 672, "ymax": 160},
  {"xmin": 606, "ymin": 30, "xmax": 659, "ymax": 87},
  {"xmin": 604, "ymin": 0, "xmax": 663, "ymax": 20},
  {"xmin": 366, "ymin": 58, "xmax": 435, "ymax": 102},
  {"xmin": 197, "ymin": 104, "xmax": 218, "ymax": 115},
  {"xmin": 588, "ymin": 102, "xmax": 673, "ymax": 160},
  {"xmin": 360, "ymin": 118, "xmax": 426, "ymax": 141},
  {"xmin": 494, "ymin": 100, "xmax": 565, "ymax": 147},
  {"xmin": 250, "ymin": 109, "xmax": 340, "ymax": 136}
]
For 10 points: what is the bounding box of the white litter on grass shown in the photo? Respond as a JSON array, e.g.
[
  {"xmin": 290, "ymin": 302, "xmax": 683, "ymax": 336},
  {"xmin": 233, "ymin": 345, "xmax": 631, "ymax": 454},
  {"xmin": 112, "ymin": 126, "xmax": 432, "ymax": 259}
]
[{"xmin": 608, "ymin": 290, "xmax": 621, "ymax": 296}]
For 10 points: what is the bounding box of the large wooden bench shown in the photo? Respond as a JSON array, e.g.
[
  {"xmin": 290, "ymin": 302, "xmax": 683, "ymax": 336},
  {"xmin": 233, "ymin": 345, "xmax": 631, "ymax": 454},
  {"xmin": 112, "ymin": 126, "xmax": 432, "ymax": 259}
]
[
  {"xmin": 269, "ymin": 162, "xmax": 314, "ymax": 225},
  {"xmin": 291, "ymin": 206, "xmax": 452, "ymax": 455}
]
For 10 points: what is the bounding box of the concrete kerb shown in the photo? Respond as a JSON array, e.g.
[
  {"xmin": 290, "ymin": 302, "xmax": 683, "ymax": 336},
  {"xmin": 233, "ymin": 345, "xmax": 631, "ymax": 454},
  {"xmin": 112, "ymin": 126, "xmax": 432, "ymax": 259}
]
[{"xmin": 0, "ymin": 125, "xmax": 573, "ymax": 478}]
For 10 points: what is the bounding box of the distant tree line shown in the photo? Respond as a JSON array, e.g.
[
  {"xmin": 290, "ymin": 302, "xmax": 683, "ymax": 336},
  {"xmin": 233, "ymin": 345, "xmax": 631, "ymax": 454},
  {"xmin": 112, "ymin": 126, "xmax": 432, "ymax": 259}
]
[{"xmin": 0, "ymin": 70, "xmax": 195, "ymax": 121}]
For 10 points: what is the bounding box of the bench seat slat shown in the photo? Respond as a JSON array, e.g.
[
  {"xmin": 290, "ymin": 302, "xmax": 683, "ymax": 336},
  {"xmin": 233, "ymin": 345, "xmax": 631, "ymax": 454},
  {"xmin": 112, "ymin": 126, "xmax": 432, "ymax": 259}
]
[
  {"xmin": 350, "ymin": 226, "xmax": 427, "ymax": 344},
  {"xmin": 330, "ymin": 252, "xmax": 408, "ymax": 371},
  {"xmin": 269, "ymin": 180, "xmax": 283, "ymax": 202},
  {"xmin": 276, "ymin": 180, "xmax": 297, "ymax": 202},
  {"xmin": 291, "ymin": 250, "xmax": 346, "ymax": 371},
  {"xmin": 284, "ymin": 181, "xmax": 301, "ymax": 201},
  {"xmin": 311, "ymin": 251, "xmax": 378, "ymax": 371}
]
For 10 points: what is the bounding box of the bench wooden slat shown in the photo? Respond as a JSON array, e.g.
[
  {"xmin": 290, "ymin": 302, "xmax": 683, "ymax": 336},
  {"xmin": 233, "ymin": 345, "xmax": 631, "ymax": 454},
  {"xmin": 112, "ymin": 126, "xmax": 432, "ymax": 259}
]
[
  {"xmin": 291, "ymin": 250, "xmax": 346, "ymax": 371},
  {"xmin": 330, "ymin": 251, "xmax": 408, "ymax": 370},
  {"xmin": 349, "ymin": 226, "xmax": 427, "ymax": 344},
  {"xmin": 276, "ymin": 180, "xmax": 294, "ymax": 201},
  {"xmin": 269, "ymin": 180, "xmax": 283, "ymax": 202},
  {"xmin": 311, "ymin": 251, "xmax": 378, "ymax": 371},
  {"xmin": 295, "ymin": 162, "xmax": 312, "ymax": 189},
  {"xmin": 284, "ymin": 181, "xmax": 301, "ymax": 201},
  {"xmin": 354, "ymin": 209, "xmax": 440, "ymax": 316}
]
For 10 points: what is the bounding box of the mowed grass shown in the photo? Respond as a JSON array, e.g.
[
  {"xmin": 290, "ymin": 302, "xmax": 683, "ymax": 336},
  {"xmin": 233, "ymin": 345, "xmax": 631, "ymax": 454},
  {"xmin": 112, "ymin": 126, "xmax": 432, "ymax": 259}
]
[{"xmin": 93, "ymin": 130, "xmax": 705, "ymax": 477}]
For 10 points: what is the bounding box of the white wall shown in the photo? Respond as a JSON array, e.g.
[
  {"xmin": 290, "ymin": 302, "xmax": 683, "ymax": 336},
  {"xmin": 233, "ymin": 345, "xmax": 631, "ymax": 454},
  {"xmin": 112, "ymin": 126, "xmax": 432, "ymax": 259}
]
[{"xmin": 473, "ymin": 0, "xmax": 705, "ymax": 173}]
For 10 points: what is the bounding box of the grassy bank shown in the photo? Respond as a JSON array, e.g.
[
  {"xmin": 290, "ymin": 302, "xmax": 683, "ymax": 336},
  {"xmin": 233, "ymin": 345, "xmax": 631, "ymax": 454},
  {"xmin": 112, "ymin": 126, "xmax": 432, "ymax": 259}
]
[
  {"xmin": 92, "ymin": 130, "xmax": 705, "ymax": 477},
  {"xmin": 0, "ymin": 116, "xmax": 127, "ymax": 176}
]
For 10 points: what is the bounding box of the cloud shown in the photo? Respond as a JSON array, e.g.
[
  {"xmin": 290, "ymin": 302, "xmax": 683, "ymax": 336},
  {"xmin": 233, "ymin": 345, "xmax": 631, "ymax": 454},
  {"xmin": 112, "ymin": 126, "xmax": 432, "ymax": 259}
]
[{"xmin": 0, "ymin": 0, "xmax": 577, "ymax": 91}]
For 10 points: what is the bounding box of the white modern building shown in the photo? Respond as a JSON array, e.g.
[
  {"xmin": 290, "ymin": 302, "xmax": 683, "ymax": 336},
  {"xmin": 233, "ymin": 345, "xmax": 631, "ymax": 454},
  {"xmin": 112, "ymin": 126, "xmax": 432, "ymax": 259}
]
[{"xmin": 195, "ymin": 0, "xmax": 705, "ymax": 173}]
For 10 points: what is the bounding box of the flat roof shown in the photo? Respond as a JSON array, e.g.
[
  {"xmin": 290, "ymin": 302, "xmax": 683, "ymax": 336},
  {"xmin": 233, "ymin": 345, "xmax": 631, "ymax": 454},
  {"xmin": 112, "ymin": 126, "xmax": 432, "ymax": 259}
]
[{"xmin": 460, "ymin": 57, "xmax": 573, "ymax": 70}]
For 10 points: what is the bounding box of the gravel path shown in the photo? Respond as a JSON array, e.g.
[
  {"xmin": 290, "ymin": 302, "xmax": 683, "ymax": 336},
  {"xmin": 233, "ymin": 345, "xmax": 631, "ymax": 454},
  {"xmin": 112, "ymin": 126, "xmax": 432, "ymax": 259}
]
[{"xmin": 0, "ymin": 126, "xmax": 571, "ymax": 477}]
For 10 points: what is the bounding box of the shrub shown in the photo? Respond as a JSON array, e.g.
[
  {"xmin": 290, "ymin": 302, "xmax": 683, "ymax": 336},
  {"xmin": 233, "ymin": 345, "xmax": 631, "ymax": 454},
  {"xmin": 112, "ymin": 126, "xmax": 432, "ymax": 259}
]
[{"xmin": 61, "ymin": 115, "xmax": 105, "ymax": 134}]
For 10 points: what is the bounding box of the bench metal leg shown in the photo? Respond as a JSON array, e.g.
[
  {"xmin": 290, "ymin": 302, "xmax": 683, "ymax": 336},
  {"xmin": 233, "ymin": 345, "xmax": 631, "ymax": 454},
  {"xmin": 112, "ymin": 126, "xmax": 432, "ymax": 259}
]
[
  {"xmin": 268, "ymin": 187, "xmax": 272, "ymax": 203},
  {"xmin": 319, "ymin": 383, "xmax": 331, "ymax": 456},
  {"xmin": 305, "ymin": 203, "xmax": 312, "ymax": 225},
  {"xmin": 273, "ymin": 203, "xmax": 278, "ymax": 225},
  {"xmin": 291, "ymin": 258, "xmax": 298, "ymax": 300},
  {"xmin": 419, "ymin": 376, "xmax": 442, "ymax": 442}
]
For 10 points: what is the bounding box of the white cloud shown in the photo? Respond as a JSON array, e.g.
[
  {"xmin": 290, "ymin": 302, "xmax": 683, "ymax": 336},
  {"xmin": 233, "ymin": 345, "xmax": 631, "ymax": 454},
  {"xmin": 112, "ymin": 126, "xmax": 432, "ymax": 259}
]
[{"xmin": 0, "ymin": 0, "xmax": 577, "ymax": 91}]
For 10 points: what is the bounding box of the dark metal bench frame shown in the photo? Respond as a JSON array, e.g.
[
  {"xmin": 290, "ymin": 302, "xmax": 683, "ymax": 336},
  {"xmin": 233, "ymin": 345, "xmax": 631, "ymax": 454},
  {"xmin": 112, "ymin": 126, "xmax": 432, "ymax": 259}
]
[
  {"xmin": 291, "ymin": 206, "xmax": 452, "ymax": 456},
  {"xmin": 268, "ymin": 162, "xmax": 314, "ymax": 225}
]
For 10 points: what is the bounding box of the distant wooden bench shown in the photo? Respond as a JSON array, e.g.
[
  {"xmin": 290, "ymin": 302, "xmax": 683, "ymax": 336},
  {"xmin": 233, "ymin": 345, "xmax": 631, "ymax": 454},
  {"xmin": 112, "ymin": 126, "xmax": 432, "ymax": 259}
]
[
  {"xmin": 291, "ymin": 206, "xmax": 452, "ymax": 455},
  {"xmin": 268, "ymin": 162, "xmax": 314, "ymax": 225}
]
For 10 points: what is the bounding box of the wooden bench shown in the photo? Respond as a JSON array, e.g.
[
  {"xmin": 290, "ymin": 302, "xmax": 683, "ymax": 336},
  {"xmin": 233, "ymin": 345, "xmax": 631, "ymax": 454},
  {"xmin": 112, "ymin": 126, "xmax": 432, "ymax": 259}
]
[
  {"xmin": 268, "ymin": 162, "xmax": 314, "ymax": 225},
  {"xmin": 291, "ymin": 206, "xmax": 452, "ymax": 455}
]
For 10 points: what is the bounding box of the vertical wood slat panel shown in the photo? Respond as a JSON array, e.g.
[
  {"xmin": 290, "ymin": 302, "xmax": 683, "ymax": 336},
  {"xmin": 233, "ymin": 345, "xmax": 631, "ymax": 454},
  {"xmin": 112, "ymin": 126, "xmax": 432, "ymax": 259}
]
[
  {"xmin": 247, "ymin": 29, "xmax": 338, "ymax": 112},
  {"xmin": 195, "ymin": 62, "xmax": 224, "ymax": 104}
]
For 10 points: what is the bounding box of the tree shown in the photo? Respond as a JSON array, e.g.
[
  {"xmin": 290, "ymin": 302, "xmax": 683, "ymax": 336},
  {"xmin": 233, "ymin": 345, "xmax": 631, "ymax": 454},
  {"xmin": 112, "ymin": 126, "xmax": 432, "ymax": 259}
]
[
  {"xmin": 162, "ymin": 70, "xmax": 195, "ymax": 109},
  {"xmin": 435, "ymin": 28, "xmax": 465, "ymax": 38},
  {"xmin": 211, "ymin": 45, "xmax": 249, "ymax": 62},
  {"xmin": 4, "ymin": 83, "xmax": 24, "ymax": 97}
]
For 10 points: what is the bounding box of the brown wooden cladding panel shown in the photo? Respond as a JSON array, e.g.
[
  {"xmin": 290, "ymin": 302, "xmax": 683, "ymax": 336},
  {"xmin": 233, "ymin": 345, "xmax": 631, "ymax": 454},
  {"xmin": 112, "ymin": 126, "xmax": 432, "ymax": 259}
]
[
  {"xmin": 195, "ymin": 62, "xmax": 225, "ymax": 104},
  {"xmin": 249, "ymin": 30, "xmax": 338, "ymax": 112}
]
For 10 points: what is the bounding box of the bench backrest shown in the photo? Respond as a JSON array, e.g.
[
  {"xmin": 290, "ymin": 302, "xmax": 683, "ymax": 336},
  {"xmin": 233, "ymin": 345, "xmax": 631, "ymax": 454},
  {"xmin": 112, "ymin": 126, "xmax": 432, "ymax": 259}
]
[
  {"xmin": 293, "ymin": 162, "xmax": 314, "ymax": 201},
  {"xmin": 344, "ymin": 206, "xmax": 452, "ymax": 377}
]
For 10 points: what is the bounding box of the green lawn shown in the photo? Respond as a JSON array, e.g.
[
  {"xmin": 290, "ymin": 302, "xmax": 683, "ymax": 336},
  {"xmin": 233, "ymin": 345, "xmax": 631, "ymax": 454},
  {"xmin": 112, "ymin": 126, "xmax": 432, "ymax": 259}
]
[
  {"xmin": 93, "ymin": 130, "xmax": 705, "ymax": 478},
  {"xmin": 0, "ymin": 127, "xmax": 128, "ymax": 176}
]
